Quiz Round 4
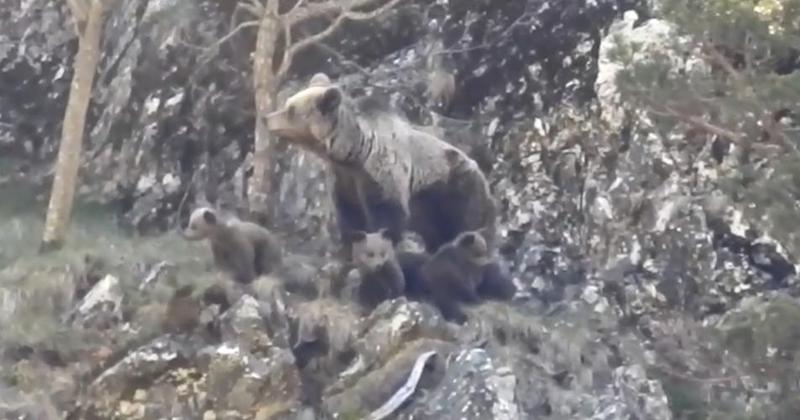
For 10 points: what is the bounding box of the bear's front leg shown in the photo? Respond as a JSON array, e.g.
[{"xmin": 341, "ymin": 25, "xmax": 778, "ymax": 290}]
[
  {"xmin": 334, "ymin": 192, "xmax": 369, "ymax": 236},
  {"xmin": 332, "ymin": 176, "xmax": 369, "ymax": 260},
  {"xmin": 368, "ymin": 199, "xmax": 409, "ymax": 244},
  {"xmin": 213, "ymin": 243, "xmax": 257, "ymax": 284},
  {"xmin": 385, "ymin": 261, "xmax": 406, "ymax": 297},
  {"xmin": 361, "ymin": 167, "xmax": 411, "ymax": 244}
]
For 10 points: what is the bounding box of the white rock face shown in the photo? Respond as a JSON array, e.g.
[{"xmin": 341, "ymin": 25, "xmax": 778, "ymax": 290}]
[
  {"xmin": 77, "ymin": 274, "xmax": 123, "ymax": 317},
  {"xmin": 594, "ymin": 10, "xmax": 706, "ymax": 130}
]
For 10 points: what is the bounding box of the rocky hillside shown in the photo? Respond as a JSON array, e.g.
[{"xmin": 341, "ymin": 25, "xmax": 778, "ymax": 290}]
[{"xmin": 2, "ymin": 0, "xmax": 800, "ymax": 419}]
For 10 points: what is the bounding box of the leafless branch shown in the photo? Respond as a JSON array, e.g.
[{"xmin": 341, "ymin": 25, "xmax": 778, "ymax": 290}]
[
  {"xmin": 242, "ymin": 0, "xmax": 265, "ymax": 16},
  {"xmin": 229, "ymin": 1, "xmax": 261, "ymax": 36},
  {"xmin": 430, "ymin": 11, "xmax": 531, "ymax": 58},
  {"xmin": 285, "ymin": 0, "xmax": 340, "ymax": 24},
  {"xmin": 286, "ymin": 0, "xmax": 398, "ymax": 26},
  {"xmin": 205, "ymin": 20, "xmax": 260, "ymax": 54},
  {"xmin": 239, "ymin": 2, "xmax": 263, "ymax": 17},
  {"xmin": 277, "ymin": 0, "xmax": 402, "ymax": 81},
  {"xmin": 275, "ymin": 20, "xmax": 293, "ymax": 80},
  {"xmin": 285, "ymin": 0, "xmax": 305, "ymax": 16},
  {"xmin": 314, "ymin": 41, "xmax": 428, "ymax": 110}
]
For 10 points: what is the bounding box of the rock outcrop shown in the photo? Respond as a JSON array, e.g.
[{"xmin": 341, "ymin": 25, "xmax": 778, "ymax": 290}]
[{"xmin": 2, "ymin": 0, "xmax": 800, "ymax": 418}]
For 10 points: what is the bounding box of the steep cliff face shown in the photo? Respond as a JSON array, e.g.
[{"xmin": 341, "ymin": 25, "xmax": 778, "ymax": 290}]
[
  {"xmin": 3, "ymin": 0, "xmax": 800, "ymax": 419},
  {"xmin": 1, "ymin": 0, "xmax": 641, "ymax": 238}
]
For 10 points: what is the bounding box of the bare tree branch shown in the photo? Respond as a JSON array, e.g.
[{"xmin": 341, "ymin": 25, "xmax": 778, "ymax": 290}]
[
  {"xmin": 278, "ymin": 0, "xmax": 402, "ymax": 82},
  {"xmin": 243, "ymin": 0, "xmax": 265, "ymax": 16},
  {"xmin": 239, "ymin": 2, "xmax": 264, "ymax": 17},
  {"xmin": 286, "ymin": 0, "xmax": 395, "ymax": 26},
  {"xmin": 275, "ymin": 19, "xmax": 293, "ymax": 80},
  {"xmin": 229, "ymin": 2, "xmax": 261, "ymax": 38},
  {"xmin": 286, "ymin": 0, "xmax": 340, "ymax": 24},
  {"xmin": 285, "ymin": 0, "xmax": 305, "ymax": 16},
  {"xmin": 205, "ymin": 20, "xmax": 260, "ymax": 54},
  {"xmin": 314, "ymin": 41, "xmax": 429, "ymax": 110}
]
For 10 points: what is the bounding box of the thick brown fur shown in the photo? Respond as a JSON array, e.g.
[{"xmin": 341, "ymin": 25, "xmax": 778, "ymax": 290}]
[
  {"xmin": 183, "ymin": 207, "xmax": 282, "ymax": 284},
  {"xmin": 345, "ymin": 228, "xmax": 516, "ymax": 323},
  {"xmin": 349, "ymin": 229, "xmax": 406, "ymax": 313},
  {"xmin": 395, "ymin": 250, "xmax": 431, "ymax": 301},
  {"xmin": 400, "ymin": 231, "xmax": 517, "ymax": 324},
  {"xmin": 419, "ymin": 231, "xmax": 489, "ymax": 323},
  {"xmin": 264, "ymin": 73, "xmax": 497, "ymax": 258}
]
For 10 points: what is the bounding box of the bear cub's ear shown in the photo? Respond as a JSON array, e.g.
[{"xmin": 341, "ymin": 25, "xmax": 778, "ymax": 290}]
[
  {"xmin": 344, "ymin": 230, "xmax": 367, "ymax": 243},
  {"xmin": 203, "ymin": 209, "xmax": 217, "ymax": 225},
  {"xmin": 378, "ymin": 228, "xmax": 394, "ymax": 241},
  {"xmin": 317, "ymin": 87, "xmax": 342, "ymax": 115}
]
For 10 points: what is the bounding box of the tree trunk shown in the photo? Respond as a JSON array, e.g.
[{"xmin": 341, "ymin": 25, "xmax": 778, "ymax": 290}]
[
  {"xmin": 249, "ymin": 8, "xmax": 281, "ymax": 225},
  {"xmin": 41, "ymin": 0, "xmax": 105, "ymax": 252}
]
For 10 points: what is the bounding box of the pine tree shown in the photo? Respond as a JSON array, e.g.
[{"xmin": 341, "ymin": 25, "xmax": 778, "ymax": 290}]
[{"xmin": 613, "ymin": 0, "xmax": 800, "ymax": 250}]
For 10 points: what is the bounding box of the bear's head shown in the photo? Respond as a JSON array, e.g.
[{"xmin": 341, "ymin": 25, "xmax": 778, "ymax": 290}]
[
  {"xmin": 264, "ymin": 73, "xmax": 343, "ymax": 156},
  {"xmin": 349, "ymin": 229, "xmax": 396, "ymax": 273},
  {"xmin": 453, "ymin": 230, "xmax": 491, "ymax": 266},
  {"xmin": 182, "ymin": 207, "xmax": 219, "ymax": 241}
]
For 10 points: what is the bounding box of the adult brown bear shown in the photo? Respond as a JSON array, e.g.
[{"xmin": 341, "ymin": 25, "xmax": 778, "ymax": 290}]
[{"xmin": 264, "ymin": 73, "xmax": 497, "ymax": 257}]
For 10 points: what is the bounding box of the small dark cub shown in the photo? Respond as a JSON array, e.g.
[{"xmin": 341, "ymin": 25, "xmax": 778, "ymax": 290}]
[{"xmin": 349, "ymin": 229, "xmax": 406, "ymax": 313}]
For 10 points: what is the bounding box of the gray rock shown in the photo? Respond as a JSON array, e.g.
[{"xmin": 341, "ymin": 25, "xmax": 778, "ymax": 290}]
[
  {"xmin": 204, "ymin": 341, "xmax": 301, "ymax": 413},
  {"xmin": 403, "ymin": 348, "xmax": 520, "ymax": 420},
  {"xmin": 7, "ymin": 0, "xmax": 800, "ymax": 418},
  {"xmin": 219, "ymin": 293, "xmax": 291, "ymax": 351},
  {"xmin": 591, "ymin": 365, "xmax": 671, "ymax": 420},
  {"xmin": 70, "ymin": 274, "xmax": 124, "ymax": 330}
]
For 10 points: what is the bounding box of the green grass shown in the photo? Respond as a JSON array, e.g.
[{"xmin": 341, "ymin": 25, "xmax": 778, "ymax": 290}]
[{"xmin": 0, "ymin": 171, "xmax": 218, "ymax": 350}]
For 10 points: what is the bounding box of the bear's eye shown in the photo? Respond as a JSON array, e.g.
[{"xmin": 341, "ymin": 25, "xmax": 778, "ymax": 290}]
[
  {"xmin": 287, "ymin": 105, "xmax": 296, "ymax": 119},
  {"xmin": 367, "ymin": 251, "xmax": 375, "ymax": 258}
]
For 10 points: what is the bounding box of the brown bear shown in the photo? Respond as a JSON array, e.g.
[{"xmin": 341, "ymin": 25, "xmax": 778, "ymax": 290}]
[
  {"xmin": 182, "ymin": 206, "xmax": 282, "ymax": 284},
  {"xmin": 416, "ymin": 230, "xmax": 498, "ymax": 324},
  {"xmin": 349, "ymin": 229, "xmax": 407, "ymax": 313},
  {"xmin": 263, "ymin": 73, "xmax": 497, "ymax": 258},
  {"xmin": 350, "ymin": 228, "xmax": 516, "ymax": 324}
]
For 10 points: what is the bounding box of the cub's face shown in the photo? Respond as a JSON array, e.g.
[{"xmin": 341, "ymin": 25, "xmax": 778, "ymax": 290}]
[
  {"xmin": 454, "ymin": 231, "xmax": 491, "ymax": 266},
  {"xmin": 264, "ymin": 73, "xmax": 342, "ymax": 156},
  {"xmin": 183, "ymin": 207, "xmax": 218, "ymax": 241},
  {"xmin": 350, "ymin": 230, "xmax": 395, "ymax": 272}
]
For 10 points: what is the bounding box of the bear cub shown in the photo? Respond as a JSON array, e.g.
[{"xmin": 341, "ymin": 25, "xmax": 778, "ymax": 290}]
[
  {"xmin": 183, "ymin": 207, "xmax": 282, "ymax": 284},
  {"xmin": 349, "ymin": 229, "xmax": 406, "ymax": 313},
  {"xmin": 350, "ymin": 228, "xmax": 517, "ymax": 323},
  {"xmin": 417, "ymin": 230, "xmax": 508, "ymax": 324}
]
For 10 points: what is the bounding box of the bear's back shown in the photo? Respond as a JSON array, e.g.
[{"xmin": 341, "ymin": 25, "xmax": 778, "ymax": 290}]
[{"xmin": 364, "ymin": 114, "xmax": 479, "ymax": 193}]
